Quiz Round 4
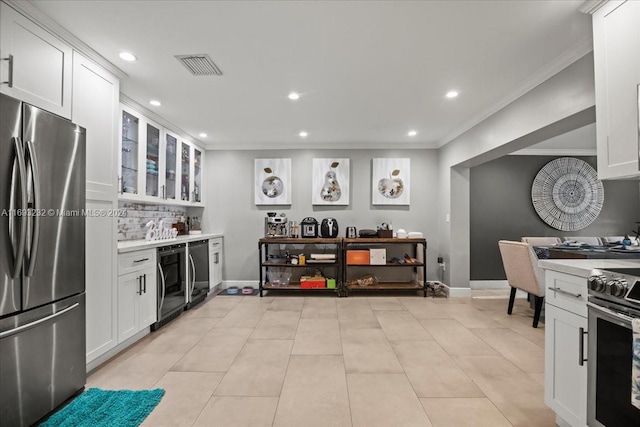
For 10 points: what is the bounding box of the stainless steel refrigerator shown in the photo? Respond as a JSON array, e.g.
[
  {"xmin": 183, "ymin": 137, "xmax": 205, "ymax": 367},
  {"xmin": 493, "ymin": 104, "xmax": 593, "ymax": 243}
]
[{"xmin": 0, "ymin": 93, "xmax": 86, "ymax": 426}]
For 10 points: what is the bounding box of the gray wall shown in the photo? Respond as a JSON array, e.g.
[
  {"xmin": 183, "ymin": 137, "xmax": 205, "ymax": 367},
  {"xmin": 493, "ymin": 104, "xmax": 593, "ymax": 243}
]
[
  {"xmin": 470, "ymin": 155, "xmax": 640, "ymax": 280},
  {"xmin": 202, "ymin": 149, "xmax": 440, "ymax": 284},
  {"xmin": 437, "ymin": 52, "xmax": 596, "ymax": 290}
]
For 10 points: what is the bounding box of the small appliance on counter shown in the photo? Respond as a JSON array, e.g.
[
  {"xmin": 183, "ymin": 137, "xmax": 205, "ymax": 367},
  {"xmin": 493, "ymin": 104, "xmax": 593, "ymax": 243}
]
[
  {"xmin": 346, "ymin": 226, "xmax": 357, "ymax": 238},
  {"xmin": 301, "ymin": 217, "xmax": 318, "ymax": 238},
  {"xmin": 265, "ymin": 212, "xmax": 288, "ymax": 238},
  {"xmin": 359, "ymin": 229, "xmax": 378, "ymax": 238},
  {"xmin": 320, "ymin": 218, "xmax": 339, "ymax": 238}
]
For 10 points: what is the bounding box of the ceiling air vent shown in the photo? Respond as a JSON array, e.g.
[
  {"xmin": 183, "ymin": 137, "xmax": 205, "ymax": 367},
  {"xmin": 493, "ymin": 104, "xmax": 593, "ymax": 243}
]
[{"xmin": 175, "ymin": 54, "xmax": 223, "ymax": 76}]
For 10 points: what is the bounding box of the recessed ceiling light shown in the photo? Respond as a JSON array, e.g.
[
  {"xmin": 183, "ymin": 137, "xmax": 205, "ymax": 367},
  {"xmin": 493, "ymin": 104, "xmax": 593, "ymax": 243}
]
[
  {"xmin": 299, "ymin": 131, "xmax": 308, "ymax": 138},
  {"xmin": 408, "ymin": 130, "xmax": 417, "ymax": 137},
  {"xmin": 288, "ymin": 92, "xmax": 300, "ymax": 100},
  {"xmin": 119, "ymin": 51, "xmax": 137, "ymax": 62},
  {"xmin": 149, "ymin": 100, "xmax": 161, "ymax": 107},
  {"xmin": 446, "ymin": 90, "xmax": 459, "ymax": 99},
  {"xmin": 199, "ymin": 133, "xmax": 208, "ymax": 138}
]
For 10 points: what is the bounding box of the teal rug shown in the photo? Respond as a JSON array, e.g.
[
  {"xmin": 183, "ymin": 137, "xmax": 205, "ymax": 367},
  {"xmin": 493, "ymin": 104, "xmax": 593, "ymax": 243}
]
[{"xmin": 40, "ymin": 388, "xmax": 165, "ymax": 427}]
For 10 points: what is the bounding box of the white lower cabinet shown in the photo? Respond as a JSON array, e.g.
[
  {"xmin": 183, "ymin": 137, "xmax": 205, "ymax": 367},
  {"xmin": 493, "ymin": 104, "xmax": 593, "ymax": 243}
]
[
  {"xmin": 209, "ymin": 237, "xmax": 223, "ymax": 289},
  {"xmin": 545, "ymin": 304, "xmax": 588, "ymax": 427},
  {"xmin": 544, "ymin": 269, "xmax": 588, "ymax": 427},
  {"xmin": 117, "ymin": 250, "xmax": 157, "ymax": 343}
]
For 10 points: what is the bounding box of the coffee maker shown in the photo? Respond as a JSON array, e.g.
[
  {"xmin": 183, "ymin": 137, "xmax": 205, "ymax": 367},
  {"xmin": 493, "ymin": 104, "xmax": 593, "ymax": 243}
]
[{"xmin": 265, "ymin": 212, "xmax": 288, "ymax": 237}]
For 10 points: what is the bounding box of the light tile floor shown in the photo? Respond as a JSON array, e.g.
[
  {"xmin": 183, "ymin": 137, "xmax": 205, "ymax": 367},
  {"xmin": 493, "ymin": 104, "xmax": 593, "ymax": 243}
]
[{"xmin": 87, "ymin": 290, "xmax": 554, "ymax": 426}]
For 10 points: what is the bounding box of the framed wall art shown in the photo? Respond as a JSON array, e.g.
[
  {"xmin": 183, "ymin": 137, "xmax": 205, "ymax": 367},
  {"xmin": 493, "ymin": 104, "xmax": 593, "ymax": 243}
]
[
  {"xmin": 254, "ymin": 158, "xmax": 291, "ymax": 205},
  {"xmin": 372, "ymin": 158, "xmax": 410, "ymax": 205},
  {"xmin": 312, "ymin": 158, "xmax": 350, "ymax": 205}
]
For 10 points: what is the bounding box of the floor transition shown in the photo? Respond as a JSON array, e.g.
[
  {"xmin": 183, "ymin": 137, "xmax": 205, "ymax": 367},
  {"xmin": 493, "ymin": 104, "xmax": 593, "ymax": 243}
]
[{"xmin": 87, "ymin": 290, "xmax": 554, "ymax": 426}]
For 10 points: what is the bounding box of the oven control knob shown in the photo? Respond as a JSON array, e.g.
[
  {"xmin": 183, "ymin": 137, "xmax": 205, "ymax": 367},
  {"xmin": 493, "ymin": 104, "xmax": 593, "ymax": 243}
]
[
  {"xmin": 588, "ymin": 275, "xmax": 607, "ymax": 292},
  {"xmin": 608, "ymin": 279, "xmax": 628, "ymax": 297}
]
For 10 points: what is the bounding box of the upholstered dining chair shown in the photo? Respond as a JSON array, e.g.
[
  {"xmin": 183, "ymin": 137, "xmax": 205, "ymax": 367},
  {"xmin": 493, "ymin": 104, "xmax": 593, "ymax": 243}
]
[
  {"xmin": 521, "ymin": 236, "xmax": 562, "ymax": 246},
  {"xmin": 498, "ymin": 240, "xmax": 546, "ymax": 328}
]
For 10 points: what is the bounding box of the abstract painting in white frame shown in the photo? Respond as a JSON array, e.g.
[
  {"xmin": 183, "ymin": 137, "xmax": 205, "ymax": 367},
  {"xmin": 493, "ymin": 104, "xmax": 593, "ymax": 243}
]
[
  {"xmin": 312, "ymin": 158, "xmax": 350, "ymax": 205},
  {"xmin": 254, "ymin": 158, "xmax": 291, "ymax": 205},
  {"xmin": 372, "ymin": 158, "xmax": 410, "ymax": 205}
]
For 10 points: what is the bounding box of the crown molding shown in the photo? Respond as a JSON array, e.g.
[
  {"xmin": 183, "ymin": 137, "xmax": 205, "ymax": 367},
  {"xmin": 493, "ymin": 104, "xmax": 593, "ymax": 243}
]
[
  {"xmin": 5, "ymin": 0, "xmax": 127, "ymax": 79},
  {"xmin": 578, "ymin": 0, "xmax": 609, "ymax": 15},
  {"xmin": 509, "ymin": 148, "xmax": 597, "ymax": 156},
  {"xmin": 204, "ymin": 140, "xmax": 440, "ymax": 151},
  {"xmin": 120, "ymin": 94, "xmax": 205, "ymax": 150},
  {"xmin": 437, "ymin": 36, "xmax": 594, "ymax": 149}
]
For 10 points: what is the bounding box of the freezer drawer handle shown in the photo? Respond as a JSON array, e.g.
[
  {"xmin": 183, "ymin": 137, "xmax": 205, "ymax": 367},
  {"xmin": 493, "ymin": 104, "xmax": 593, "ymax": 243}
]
[
  {"xmin": 1, "ymin": 55, "xmax": 13, "ymax": 87},
  {"xmin": 0, "ymin": 302, "xmax": 79, "ymax": 339},
  {"xmin": 133, "ymin": 258, "xmax": 149, "ymax": 263}
]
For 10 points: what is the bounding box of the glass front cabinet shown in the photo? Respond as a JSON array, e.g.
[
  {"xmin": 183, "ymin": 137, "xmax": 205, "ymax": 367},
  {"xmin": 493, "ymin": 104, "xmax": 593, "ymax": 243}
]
[{"xmin": 119, "ymin": 104, "xmax": 205, "ymax": 206}]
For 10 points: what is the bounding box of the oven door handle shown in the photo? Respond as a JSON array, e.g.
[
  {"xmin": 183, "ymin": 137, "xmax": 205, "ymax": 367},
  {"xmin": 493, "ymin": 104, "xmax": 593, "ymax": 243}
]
[{"xmin": 587, "ymin": 301, "xmax": 634, "ymax": 325}]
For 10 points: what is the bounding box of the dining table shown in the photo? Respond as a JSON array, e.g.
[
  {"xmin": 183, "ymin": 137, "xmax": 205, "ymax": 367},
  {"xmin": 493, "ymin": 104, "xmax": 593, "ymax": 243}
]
[{"xmin": 536, "ymin": 244, "xmax": 640, "ymax": 260}]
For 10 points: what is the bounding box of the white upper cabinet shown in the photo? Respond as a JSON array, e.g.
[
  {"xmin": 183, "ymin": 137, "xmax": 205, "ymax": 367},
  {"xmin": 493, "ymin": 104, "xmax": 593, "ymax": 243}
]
[
  {"xmin": 0, "ymin": 2, "xmax": 72, "ymax": 118},
  {"xmin": 119, "ymin": 103, "xmax": 205, "ymax": 206},
  {"xmin": 72, "ymin": 52, "xmax": 120, "ymax": 194},
  {"xmin": 592, "ymin": 0, "xmax": 640, "ymax": 179}
]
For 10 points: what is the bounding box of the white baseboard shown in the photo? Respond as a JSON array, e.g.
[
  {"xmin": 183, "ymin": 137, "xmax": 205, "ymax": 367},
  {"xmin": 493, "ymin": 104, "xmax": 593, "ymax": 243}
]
[
  {"xmin": 86, "ymin": 328, "xmax": 149, "ymax": 373},
  {"xmin": 448, "ymin": 287, "xmax": 472, "ymax": 297},
  {"xmin": 470, "ymin": 280, "xmax": 510, "ymax": 289}
]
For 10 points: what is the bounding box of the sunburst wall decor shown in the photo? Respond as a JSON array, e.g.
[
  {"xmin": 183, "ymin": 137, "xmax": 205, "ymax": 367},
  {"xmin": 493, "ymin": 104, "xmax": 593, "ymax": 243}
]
[{"xmin": 531, "ymin": 157, "xmax": 604, "ymax": 231}]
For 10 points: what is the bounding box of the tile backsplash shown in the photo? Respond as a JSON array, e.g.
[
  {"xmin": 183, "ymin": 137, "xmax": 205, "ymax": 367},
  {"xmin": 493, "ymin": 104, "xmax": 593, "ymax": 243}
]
[{"xmin": 118, "ymin": 202, "xmax": 187, "ymax": 241}]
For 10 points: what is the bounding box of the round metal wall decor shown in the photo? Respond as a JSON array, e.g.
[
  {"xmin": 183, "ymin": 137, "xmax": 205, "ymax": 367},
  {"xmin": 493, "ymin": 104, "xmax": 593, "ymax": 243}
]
[{"xmin": 531, "ymin": 157, "xmax": 604, "ymax": 231}]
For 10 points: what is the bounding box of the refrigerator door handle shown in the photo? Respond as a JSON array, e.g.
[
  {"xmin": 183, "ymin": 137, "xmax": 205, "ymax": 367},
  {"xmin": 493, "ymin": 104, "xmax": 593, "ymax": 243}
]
[
  {"xmin": 25, "ymin": 140, "xmax": 41, "ymax": 277},
  {"xmin": 189, "ymin": 254, "xmax": 196, "ymax": 295},
  {"xmin": 157, "ymin": 263, "xmax": 166, "ymax": 312},
  {"xmin": 10, "ymin": 137, "xmax": 28, "ymax": 278},
  {"xmin": 0, "ymin": 302, "xmax": 79, "ymax": 339}
]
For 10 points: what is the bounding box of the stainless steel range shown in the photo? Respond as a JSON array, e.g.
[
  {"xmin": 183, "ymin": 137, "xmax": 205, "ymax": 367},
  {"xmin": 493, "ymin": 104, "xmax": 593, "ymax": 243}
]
[{"xmin": 587, "ymin": 267, "xmax": 640, "ymax": 426}]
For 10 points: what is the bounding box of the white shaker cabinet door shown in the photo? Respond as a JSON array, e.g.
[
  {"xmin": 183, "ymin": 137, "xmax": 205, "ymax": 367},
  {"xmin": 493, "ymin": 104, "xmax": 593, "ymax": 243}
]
[
  {"xmin": 593, "ymin": 0, "xmax": 640, "ymax": 179},
  {"xmin": 137, "ymin": 265, "xmax": 157, "ymax": 330},
  {"xmin": 0, "ymin": 2, "xmax": 72, "ymax": 118},
  {"xmin": 72, "ymin": 52, "xmax": 120, "ymax": 194},
  {"xmin": 117, "ymin": 271, "xmax": 141, "ymax": 343},
  {"xmin": 544, "ymin": 303, "xmax": 588, "ymax": 427}
]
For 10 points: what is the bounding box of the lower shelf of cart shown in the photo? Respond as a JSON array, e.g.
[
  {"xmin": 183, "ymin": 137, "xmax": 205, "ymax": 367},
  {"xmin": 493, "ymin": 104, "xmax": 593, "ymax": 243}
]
[
  {"xmin": 346, "ymin": 282, "xmax": 425, "ymax": 290},
  {"xmin": 263, "ymin": 283, "xmax": 338, "ymax": 291}
]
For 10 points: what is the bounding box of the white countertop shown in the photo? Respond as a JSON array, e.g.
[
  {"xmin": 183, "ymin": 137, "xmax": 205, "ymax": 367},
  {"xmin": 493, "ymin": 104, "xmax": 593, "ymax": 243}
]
[
  {"xmin": 538, "ymin": 258, "xmax": 640, "ymax": 278},
  {"xmin": 117, "ymin": 233, "xmax": 223, "ymax": 253}
]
